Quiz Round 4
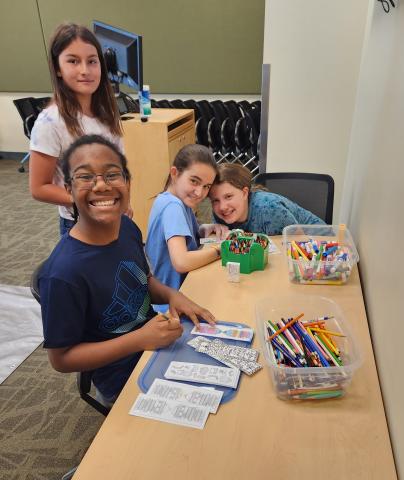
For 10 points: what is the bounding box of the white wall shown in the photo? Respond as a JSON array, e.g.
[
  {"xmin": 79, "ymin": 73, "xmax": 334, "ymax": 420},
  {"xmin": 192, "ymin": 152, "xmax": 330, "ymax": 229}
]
[
  {"xmin": 264, "ymin": 0, "xmax": 403, "ymax": 476},
  {"xmin": 263, "ymin": 0, "xmax": 370, "ymax": 221},
  {"xmin": 340, "ymin": 2, "xmax": 404, "ymax": 476}
]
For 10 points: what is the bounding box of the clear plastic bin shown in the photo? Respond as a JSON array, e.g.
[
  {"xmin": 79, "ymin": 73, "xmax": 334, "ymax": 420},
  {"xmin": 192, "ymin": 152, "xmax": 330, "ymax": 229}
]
[
  {"xmin": 282, "ymin": 224, "xmax": 359, "ymax": 285},
  {"xmin": 256, "ymin": 295, "xmax": 362, "ymax": 400}
]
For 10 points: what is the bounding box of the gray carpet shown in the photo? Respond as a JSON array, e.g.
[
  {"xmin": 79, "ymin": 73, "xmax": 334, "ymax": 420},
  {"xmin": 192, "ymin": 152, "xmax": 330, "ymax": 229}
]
[{"xmin": 0, "ymin": 160, "xmax": 104, "ymax": 480}]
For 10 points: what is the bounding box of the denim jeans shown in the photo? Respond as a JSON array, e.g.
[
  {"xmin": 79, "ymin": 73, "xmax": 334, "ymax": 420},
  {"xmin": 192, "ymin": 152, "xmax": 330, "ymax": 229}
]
[{"xmin": 59, "ymin": 217, "xmax": 75, "ymax": 236}]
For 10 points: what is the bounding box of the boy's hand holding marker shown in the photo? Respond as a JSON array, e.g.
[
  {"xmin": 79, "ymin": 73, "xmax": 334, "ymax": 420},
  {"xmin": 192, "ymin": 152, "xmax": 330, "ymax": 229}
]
[{"xmin": 138, "ymin": 313, "xmax": 183, "ymax": 351}]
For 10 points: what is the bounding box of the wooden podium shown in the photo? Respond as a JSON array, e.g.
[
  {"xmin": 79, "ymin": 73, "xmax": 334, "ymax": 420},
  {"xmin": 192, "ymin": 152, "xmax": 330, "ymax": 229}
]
[{"xmin": 122, "ymin": 109, "xmax": 195, "ymax": 238}]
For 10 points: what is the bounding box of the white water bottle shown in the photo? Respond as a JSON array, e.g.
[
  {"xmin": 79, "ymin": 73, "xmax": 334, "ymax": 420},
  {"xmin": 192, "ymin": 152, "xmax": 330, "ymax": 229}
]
[{"xmin": 139, "ymin": 85, "xmax": 151, "ymax": 122}]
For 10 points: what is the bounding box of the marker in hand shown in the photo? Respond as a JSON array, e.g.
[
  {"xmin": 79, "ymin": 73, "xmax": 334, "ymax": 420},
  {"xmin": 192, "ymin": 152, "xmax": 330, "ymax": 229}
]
[{"xmin": 161, "ymin": 312, "xmax": 181, "ymax": 330}]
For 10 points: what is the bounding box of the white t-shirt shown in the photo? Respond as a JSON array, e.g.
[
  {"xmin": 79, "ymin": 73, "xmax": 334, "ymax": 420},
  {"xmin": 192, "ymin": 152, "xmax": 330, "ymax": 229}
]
[{"xmin": 30, "ymin": 103, "xmax": 123, "ymax": 220}]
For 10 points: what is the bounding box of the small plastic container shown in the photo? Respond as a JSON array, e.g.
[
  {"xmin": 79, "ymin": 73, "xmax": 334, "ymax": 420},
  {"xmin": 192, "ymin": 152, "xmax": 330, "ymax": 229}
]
[
  {"xmin": 256, "ymin": 295, "xmax": 362, "ymax": 400},
  {"xmin": 283, "ymin": 224, "xmax": 359, "ymax": 285},
  {"xmin": 221, "ymin": 230, "xmax": 269, "ymax": 274}
]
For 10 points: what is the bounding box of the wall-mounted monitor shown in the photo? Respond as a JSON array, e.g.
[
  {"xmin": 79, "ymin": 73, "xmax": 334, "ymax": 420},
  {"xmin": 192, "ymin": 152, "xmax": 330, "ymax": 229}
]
[{"xmin": 93, "ymin": 20, "xmax": 143, "ymax": 95}]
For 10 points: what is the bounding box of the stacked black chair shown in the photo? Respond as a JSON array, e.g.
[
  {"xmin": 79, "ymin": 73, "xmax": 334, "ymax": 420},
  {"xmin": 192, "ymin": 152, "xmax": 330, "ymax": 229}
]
[
  {"xmin": 183, "ymin": 99, "xmax": 201, "ymax": 120},
  {"xmin": 207, "ymin": 100, "xmax": 231, "ymax": 162},
  {"xmin": 155, "ymin": 99, "xmax": 171, "ymax": 108},
  {"xmin": 237, "ymin": 100, "xmax": 251, "ymax": 114},
  {"xmin": 13, "ymin": 96, "xmax": 50, "ymax": 172},
  {"xmin": 149, "ymin": 97, "xmax": 262, "ymax": 178},
  {"xmin": 169, "ymin": 99, "xmax": 186, "ymax": 109},
  {"xmin": 233, "ymin": 103, "xmax": 261, "ymax": 176},
  {"xmin": 195, "ymin": 100, "xmax": 214, "ymax": 147}
]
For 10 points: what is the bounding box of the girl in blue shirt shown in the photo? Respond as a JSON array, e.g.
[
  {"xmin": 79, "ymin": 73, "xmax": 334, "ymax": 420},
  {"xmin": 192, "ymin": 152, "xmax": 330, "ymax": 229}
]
[
  {"xmin": 209, "ymin": 164, "xmax": 324, "ymax": 235},
  {"xmin": 146, "ymin": 144, "xmax": 228, "ymax": 293}
]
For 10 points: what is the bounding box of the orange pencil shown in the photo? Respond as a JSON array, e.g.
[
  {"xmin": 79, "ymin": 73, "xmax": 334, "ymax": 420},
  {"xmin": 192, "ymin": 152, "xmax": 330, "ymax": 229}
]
[{"xmin": 267, "ymin": 313, "xmax": 304, "ymax": 341}]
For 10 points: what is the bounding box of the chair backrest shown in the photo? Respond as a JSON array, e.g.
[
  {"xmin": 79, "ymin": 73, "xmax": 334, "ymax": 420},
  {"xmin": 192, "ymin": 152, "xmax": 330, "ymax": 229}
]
[
  {"xmin": 13, "ymin": 96, "xmax": 50, "ymax": 139},
  {"xmin": 30, "ymin": 261, "xmax": 110, "ymax": 417},
  {"xmin": 169, "ymin": 99, "xmax": 186, "ymax": 109},
  {"xmin": 155, "ymin": 99, "xmax": 171, "ymax": 108},
  {"xmin": 31, "ymin": 96, "xmax": 50, "ymax": 112},
  {"xmin": 183, "ymin": 99, "xmax": 201, "ymax": 120},
  {"xmin": 13, "ymin": 97, "xmax": 37, "ymax": 139},
  {"xmin": 253, "ymin": 172, "xmax": 334, "ymax": 224},
  {"xmin": 238, "ymin": 100, "xmax": 251, "ymax": 115}
]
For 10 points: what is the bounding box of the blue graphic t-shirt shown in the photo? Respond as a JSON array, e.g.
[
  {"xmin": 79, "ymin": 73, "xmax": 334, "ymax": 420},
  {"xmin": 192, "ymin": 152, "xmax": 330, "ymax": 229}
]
[
  {"xmin": 214, "ymin": 191, "xmax": 324, "ymax": 235},
  {"xmin": 39, "ymin": 215, "xmax": 155, "ymax": 399}
]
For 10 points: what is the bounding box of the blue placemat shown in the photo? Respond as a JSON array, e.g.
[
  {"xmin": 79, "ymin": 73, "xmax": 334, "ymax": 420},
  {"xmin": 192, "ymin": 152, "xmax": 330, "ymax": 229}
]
[{"xmin": 137, "ymin": 318, "xmax": 253, "ymax": 403}]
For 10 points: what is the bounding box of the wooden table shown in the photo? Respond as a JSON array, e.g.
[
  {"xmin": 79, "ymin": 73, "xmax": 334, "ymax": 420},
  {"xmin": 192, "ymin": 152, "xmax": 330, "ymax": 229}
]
[{"xmin": 73, "ymin": 239, "xmax": 397, "ymax": 480}]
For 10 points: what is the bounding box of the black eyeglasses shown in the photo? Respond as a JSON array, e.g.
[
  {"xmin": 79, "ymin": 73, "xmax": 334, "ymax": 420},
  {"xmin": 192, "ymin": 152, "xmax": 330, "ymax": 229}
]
[{"xmin": 70, "ymin": 170, "xmax": 127, "ymax": 190}]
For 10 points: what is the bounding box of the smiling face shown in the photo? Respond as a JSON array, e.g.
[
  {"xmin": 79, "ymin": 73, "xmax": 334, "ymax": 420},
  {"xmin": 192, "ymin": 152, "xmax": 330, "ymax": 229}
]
[
  {"xmin": 57, "ymin": 38, "xmax": 101, "ymax": 104},
  {"xmin": 168, "ymin": 162, "xmax": 217, "ymax": 209},
  {"xmin": 67, "ymin": 143, "xmax": 129, "ymax": 229},
  {"xmin": 209, "ymin": 182, "xmax": 250, "ymax": 224}
]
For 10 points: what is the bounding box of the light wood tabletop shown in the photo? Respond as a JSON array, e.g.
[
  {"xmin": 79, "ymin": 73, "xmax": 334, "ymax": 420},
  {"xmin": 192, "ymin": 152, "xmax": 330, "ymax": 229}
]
[{"xmin": 73, "ymin": 238, "xmax": 396, "ymax": 480}]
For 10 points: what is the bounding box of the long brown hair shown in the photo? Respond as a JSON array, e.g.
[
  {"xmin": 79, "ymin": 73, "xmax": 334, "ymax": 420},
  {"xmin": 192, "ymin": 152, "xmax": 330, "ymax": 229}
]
[
  {"xmin": 211, "ymin": 163, "xmax": 265, "ymax": 193},
  {"xmin": 48, "ymin": 23, "xmax": 122, "ymax": 137},
  {"xmin": 164, "ymin": 144, "xmax": 218, "ymax": 191}
]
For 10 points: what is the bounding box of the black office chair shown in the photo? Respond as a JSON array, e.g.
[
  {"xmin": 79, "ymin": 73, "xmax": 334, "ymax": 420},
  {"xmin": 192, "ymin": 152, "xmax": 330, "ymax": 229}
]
[
  {"xmin": 253, "ymin": 172, "xmax": 335, "ymax": 224},
  {"xmin": 30, "ymin": 262, "xmax": 110, "ymax": 417},
  {"xmin": 13, "ymin": 96, "xmax": 50, "ymax": 172}
]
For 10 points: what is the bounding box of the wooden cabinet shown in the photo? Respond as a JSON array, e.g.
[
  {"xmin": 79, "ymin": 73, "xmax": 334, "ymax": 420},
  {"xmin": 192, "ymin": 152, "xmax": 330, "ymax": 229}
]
[{"xmin": 122, "ymin": 109, "xmax": 195, "ymax": 238}]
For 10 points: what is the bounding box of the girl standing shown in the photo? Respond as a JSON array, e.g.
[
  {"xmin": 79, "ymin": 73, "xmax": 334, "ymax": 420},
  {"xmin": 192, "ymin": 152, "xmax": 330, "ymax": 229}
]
[
  {"xmin": 145, "ymin": 144, "xmax": 228, "ymax": 294},
  {"xmin": 209, "ymin": 164, "xmax": 324, "ymax": 235},
  {"xmin": 29, "ymin": 23, "xmax": 125, "ymax": 235},
  {"xmin": 39, "ymin": 134, "xmax": 215, "ymax": 406}
]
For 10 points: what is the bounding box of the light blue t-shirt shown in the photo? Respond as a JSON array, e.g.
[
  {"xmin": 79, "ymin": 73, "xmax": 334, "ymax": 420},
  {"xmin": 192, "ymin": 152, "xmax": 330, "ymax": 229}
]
[
  {"xmin": 214, "ymin": 191, "xmax": 324, "ymax": 235},
  {"xmin": 145, "ymin": 192, "xmax": 200, "ymax": 299}
]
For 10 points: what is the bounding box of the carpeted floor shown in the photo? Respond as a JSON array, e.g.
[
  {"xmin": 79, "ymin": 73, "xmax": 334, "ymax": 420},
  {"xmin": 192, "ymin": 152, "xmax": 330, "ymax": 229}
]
[
  {"xmin": 0, "ymin": 158, "xmax": 213, "ymax": 480},
  {"xmin": 0, "ymin": 159, "xmax": 104, "ymax": 480}
]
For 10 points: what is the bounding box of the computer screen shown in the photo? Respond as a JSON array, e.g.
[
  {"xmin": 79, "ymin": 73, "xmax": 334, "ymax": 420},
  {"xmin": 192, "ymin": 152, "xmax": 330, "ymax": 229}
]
[{"xmin": 93, "ymin": 20, "xmax": 143, "ymax": 94}]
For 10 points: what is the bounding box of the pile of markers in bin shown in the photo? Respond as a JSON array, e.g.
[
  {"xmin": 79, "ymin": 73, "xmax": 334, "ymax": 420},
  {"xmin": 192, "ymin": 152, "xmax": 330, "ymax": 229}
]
[
  {"xmin": 266, "ymin": 313, "xmax": 345, "ymax": 368},
  {"xmin": 286, "ymin": 239, "xmax": 353, "ymax": 284}
]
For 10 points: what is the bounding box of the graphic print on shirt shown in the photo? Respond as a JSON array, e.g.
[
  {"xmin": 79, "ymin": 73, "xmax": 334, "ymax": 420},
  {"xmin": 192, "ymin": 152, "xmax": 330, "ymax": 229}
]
[{"xmin": 100, "ymin": 261, "xmax": 151, "ymax": 333}]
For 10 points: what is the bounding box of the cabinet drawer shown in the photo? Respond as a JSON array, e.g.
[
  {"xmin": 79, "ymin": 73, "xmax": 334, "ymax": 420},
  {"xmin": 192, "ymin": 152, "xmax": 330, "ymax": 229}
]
[{"xmin": 168, "ymin": 126, "xmax": 195, "ymax": 164}]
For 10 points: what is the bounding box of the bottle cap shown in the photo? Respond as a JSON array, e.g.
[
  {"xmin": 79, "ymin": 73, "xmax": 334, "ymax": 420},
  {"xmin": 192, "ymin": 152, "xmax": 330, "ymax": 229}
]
[{"xmin": 143, "ymin": 85, "xmax": 150, "ymax": 91}]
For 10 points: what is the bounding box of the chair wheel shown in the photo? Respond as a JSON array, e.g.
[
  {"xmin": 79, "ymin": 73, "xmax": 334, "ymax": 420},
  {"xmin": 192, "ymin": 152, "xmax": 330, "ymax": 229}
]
[{"xmin": 18, "ymin": 166, "xmax": 25, "ymax": 173}]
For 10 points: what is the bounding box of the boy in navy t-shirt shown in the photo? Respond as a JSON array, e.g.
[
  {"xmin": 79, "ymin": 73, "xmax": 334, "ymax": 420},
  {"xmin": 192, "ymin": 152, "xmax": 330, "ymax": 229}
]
[{"xmin": 39, "ymin": 135, "xmax": 215, "ymax": 406}]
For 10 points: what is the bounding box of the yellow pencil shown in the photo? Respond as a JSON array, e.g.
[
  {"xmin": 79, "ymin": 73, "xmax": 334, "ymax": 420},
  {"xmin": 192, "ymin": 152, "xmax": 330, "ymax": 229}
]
[{"xmin": 310, "ymin": 327, "xmax": 346, "ymax": 337}]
